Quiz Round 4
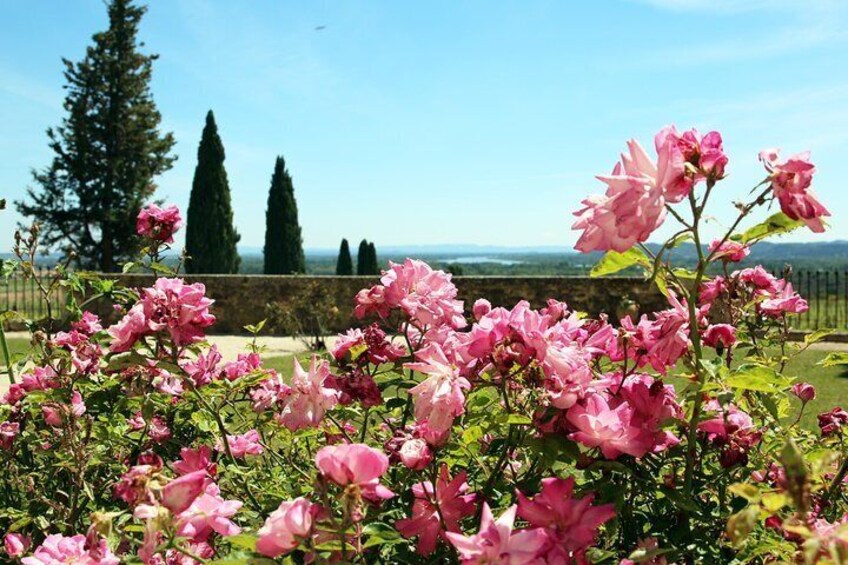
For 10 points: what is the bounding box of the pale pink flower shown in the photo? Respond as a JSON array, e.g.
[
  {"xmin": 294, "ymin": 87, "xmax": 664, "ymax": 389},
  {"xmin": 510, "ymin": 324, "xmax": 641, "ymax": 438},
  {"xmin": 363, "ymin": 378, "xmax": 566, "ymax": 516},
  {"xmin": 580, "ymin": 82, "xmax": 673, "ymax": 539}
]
[
  {"xmin": 5, "ymin": 533, "xmax": 31, "ymax": 557},
  {"xmin": 516, "ymin": 477, "xmax": 615, "ymax": 560},
  {"xmin": 107, "ymin": 306, "xmax": 148, "ymax": 353},
  {"xmin": 760, "ymin": 149, "xmax": 829, "ymax": 233},
  {"xmin": 355, "ymin": 259, "xmax": 466, "ymax": 329},
  {"xmin": 708, "ymin": 239, "xmax": 750, "ymax": 262},
  {"xmin": 331, "ymin": 328, "xmax": 366, "ymax": 361},
  {"xmin": 566, "ymin": 394, "xmax": 655, "ymax": 459},
  {"xmin": 277, "ymin": 356, "xmax": 340, "ymax": 431},
  {"xmin": 398, "ymin": 438, "xmax": 433, "ymax": 471},
  {"xmin": 406, "ymin": 344, "xmax": 471, "ymax": 435},
  {"xmin": 19, "ymin": 367, "xmax": 59, "ymax": 393},
  {"xmin": 221, "ymin": 353, "xmax": 262, "ymax": 381},
  {"xmin": 760, "ymin": 281, "xmax": 808, "ymax": 317},
  {"xmin": 445, "ymin": 503, "xmax": 547, "ymax": 565},
  {"xmin": 175, "ymin": 483, "xmax": 242, "ymax": 542},
  {"xmin": 792, "ymin": 382, "xmax": 816, "ymax": 403},
  {"xmin": 162, "ymin": 470, "xmax": 207, "ymax": 515},
  {"xmin": 397, "ymin": 465, "xmax": 477, "ymax": 555},
  {"xmin": 472, "ymin": 299, "xmax": 492, "ymax": 320},
  {"xmin": 315, "ymin": 443, "xmax": 394, "ymax": 501},
  {"xmin": 250, "ymin": 372, "xmax": 290, "ymax": 412},
  {"xmin": 217, "ymin": 430, "xmax": 263, "ymax": 458},
  {"xmin": 703, "ymin": 324, "xmax": 736, "ymax": 349},
  {"xmin": 136, "ymin": 203, "xmax": 182, "ymax": 244},
  {"xmin": 21, "ymin": 534, "xmax": 118, "ymax": 565},
  {"xmin": 256, "ymin": 497, "xmax": 319, "ymax": 557},
  {"xmin": 71, "ymin": 312, "xmax": 102, "ymax": 335}
]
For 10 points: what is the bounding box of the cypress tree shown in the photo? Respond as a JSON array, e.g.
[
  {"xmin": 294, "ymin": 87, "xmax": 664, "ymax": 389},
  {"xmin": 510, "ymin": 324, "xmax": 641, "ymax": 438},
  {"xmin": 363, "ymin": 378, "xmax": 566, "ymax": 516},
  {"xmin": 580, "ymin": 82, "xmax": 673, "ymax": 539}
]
[
  {"xmin": 336, "ymin": 238, "xmax": 353, "ymax": 275},
  {"xmin": 356, "ymin": 239, "xmax": 369, "ymax": 275},
  {"xmin": 16, "ymin": 0, "xmax": 175, "ymax": 271},
  {"xmin": 185, "ymin": 111, "xmax": 241, "ymax": 273},
  {"xmin": 263, "ymin": 156, "xmax": 305, "ymax": 274},
  {"xmin": 367, "ymin": 242, "xmax": 379, "ymax": 274}
]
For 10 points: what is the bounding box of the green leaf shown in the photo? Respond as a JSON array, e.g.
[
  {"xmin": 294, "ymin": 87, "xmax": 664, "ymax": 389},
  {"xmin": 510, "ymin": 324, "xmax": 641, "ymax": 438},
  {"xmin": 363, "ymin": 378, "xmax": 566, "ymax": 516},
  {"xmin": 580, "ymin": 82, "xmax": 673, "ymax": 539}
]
[
  {"xmin": 504, "ymin": 414, "xmax": 532, "ymax": 425},
  {"xmin": 226, "ymin": 534, "xmax": 258, "ymax": 551},
  {"xmin": 734, "ymin": 212, "xmax": 805, "ymax": 244},
  {"xmin": 804, "ymin": 329, "xmax": 834, "ymax": 347},
  {"xmin": 820, "ymin": 352, "xmax": 848, "ymax": 367},
  {"xmin": 590, "ymin": 248, "xmax": 650, "ymax": 277},
  {"xmin": 725, "ymin": 364, "xmax": 791, "ymax": 393},
  {"xmin": 362, "ymin": 522, "xmax": 404, "ymax": 548}
]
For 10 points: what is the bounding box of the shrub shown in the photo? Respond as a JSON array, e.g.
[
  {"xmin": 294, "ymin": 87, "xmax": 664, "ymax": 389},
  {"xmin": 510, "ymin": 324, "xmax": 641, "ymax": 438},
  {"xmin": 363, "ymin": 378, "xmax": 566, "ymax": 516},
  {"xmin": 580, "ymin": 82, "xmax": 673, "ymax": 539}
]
[{"xmin": 0, "ymin": 130, "xmax": 843, "ymax": 564}]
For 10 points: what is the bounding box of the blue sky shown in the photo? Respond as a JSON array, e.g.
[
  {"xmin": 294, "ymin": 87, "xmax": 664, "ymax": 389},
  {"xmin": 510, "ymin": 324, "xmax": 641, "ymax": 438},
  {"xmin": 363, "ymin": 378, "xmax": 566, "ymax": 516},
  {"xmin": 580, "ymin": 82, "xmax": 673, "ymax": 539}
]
[{"xmin": 1, "ymin": 0, "xmax": 847, "ymax": 253}]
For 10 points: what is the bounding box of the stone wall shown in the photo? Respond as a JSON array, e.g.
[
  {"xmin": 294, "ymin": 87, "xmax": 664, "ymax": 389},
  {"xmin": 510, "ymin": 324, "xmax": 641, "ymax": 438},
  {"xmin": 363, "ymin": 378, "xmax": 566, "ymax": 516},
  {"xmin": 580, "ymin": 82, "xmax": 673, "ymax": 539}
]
[{"xmin": 91, "ymin": 274, "xmax": 666, "ymax": 334}]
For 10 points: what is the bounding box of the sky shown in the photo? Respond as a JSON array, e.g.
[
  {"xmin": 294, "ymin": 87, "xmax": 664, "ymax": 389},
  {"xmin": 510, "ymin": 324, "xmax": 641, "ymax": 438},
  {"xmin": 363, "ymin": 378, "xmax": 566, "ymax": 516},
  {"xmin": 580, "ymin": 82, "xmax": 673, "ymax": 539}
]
[{"xmin": 1, "ymin": 0, "xmax": 847, "ymax": 254}]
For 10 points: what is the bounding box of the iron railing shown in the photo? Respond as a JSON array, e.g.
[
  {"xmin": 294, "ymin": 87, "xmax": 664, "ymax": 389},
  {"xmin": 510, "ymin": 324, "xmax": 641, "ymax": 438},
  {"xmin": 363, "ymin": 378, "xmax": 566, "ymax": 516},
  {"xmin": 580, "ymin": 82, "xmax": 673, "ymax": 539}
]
[{"xmin": 0, "ymin": 267, "xmax": 67, "ymax": 320}]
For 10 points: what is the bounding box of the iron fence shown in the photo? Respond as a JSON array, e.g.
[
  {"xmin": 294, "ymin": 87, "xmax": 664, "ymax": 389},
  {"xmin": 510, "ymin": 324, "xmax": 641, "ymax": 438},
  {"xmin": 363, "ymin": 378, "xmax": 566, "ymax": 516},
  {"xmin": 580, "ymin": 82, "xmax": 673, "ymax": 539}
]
[
  {"xmin": 0, "ymin": 266, "xmax": 67, "ymax": 320},
  {"xmin": 768, "ymin": 269, "xmax": 847, "ymax": 331}
]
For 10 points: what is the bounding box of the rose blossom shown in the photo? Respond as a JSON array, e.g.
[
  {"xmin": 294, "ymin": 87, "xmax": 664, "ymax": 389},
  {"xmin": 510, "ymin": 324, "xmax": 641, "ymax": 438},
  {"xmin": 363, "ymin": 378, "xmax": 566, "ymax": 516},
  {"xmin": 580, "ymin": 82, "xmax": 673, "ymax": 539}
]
[
  {"xmin": 759, "ymin": 149, "xmax": 829, "ymax": 233},
  {"xmin": 5, "ymin": 533, "xmax": 30, "ymax": 557},
  {"xmin": 21, "ymin": 534, "xmax": 118, "ymax": 565},
  {"xmin": 708, "ymin": 239, "xmax": 750, "ymax": 262},
  {"xmin": 445, "ymin": 503, "xmax": 547, "ymax": 564},
  {"xmin": 276, "ymin": 355, "xmax": 340, "ymax": 431},
  {"xmin": 791, "ymin": 382, "xmax": 816, "ymax": 403},
  {"xmin": 315, "ymin": 443, "xmax": 394, "ymax": 502},
  {"xmin": 136, "ymin": 203, "xmax": 182, "ymax": 244},
  {"xmin": 256, "ymin": 497, "xmax": 320, "ymax": 557},
  {"xmin": 703, "ymin": 324, "xmax": 736, "ymax": 350},
  {"xmin": 398, "ymin": 438, "xmax": 433, "ymax": 471}
]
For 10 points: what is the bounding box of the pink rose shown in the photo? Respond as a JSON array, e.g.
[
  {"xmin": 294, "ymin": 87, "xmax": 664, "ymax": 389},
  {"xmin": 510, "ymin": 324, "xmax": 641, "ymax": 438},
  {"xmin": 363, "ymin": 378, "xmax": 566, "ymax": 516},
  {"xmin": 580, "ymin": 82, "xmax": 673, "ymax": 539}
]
[
  {"xmin": 708, "ymin": 239, "xmax": 750, "ymax": 262},
  {"xmin": 703, "ymin": 324, "xmax": 736, "ymax": 350},
  {"xmin": 792, "ymin": 382, "xmax": 816, "ymax": 403},
  {"xmin": 398, "ymin": 438, "xmax": 433, "ymax": 471},
  {"xmin": 256, "ymin": 497, "xmax": 319, "ymax": 557},
  {"xmin": 760, "ymin": 149, "xmax": 829, "ymax": 233},
  {"xmin": 4, "ymin": 533, "xmax": 30, "ymax": 557},
  {"xmin": 315, "ymin": 443, "xmax": 394, "ymax": 502},
  {"xmin": 136, "ymin": 203, "xmax": 182, "ymax": 244},
  {"xmin": 161, "ymin": 470, "xmax": 207, "ymax": 515}
]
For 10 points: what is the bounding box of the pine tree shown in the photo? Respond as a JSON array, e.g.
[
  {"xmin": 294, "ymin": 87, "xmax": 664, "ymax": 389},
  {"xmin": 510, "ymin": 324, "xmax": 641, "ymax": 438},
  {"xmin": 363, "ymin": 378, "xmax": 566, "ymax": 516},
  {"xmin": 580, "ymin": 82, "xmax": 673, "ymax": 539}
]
[
  {"xmin": 356, "ymin": 239, "xmax": 369, "ymax": 275},
  {"xmin": 185, "ymin": 111, "xmax": 241, "ymax": 273},
  {"xmin": 263, "ymin": 156, "xmax": 305, "ymax": 274},
  {"xmin": 336, "ymin": 238, "xmax": 353, "ymax": 275},
  {"xmin": 16, "ymin": 0, "xmax": 175, "ymax": 271},
  {"xmin": 367, "ymin": 242, "xmax": 379, "ymax": 275}
]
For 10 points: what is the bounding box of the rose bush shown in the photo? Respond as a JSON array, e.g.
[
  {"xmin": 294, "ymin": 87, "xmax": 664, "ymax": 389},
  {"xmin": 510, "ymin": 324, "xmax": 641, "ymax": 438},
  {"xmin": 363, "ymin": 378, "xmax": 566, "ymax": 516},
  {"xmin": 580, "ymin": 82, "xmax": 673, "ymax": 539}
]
[{"xmin": 0, "ymin": 133, "xmax": 844, "ymax": 564}]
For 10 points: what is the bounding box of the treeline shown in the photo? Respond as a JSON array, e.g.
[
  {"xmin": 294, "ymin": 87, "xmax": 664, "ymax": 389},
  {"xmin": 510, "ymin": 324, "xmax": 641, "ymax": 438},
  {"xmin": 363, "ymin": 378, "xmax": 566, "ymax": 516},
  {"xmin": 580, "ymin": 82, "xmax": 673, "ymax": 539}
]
[{"xmin": 14, "ymin": 0, "xmax": 379, "ymax": 276}]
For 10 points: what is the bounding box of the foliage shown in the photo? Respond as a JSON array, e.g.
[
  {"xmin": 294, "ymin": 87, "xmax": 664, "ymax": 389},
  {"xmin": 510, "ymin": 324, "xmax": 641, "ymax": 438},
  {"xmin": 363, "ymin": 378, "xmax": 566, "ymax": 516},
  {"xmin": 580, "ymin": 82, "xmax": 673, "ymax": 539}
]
[
  {"xmin": 263, "ymin": 280, "xmax": 342, "ymax": 351},
  {"xmin": 263, "ymin": 156, "xmax": 305, "ymax": 275},
  {"xmin": 335, "ymin": 239, "xmax": 353, "ymax": 276},
  {"xmin": 15, "ymin": 0, "xmax": 176, "ymax": 272},
  {"xmin": 185, "ymin": 110, "xmax": 241, "ymax": 274},
  {"xmin": 1, "ymin": 127, "xmax": 847, "ymax": 565}
]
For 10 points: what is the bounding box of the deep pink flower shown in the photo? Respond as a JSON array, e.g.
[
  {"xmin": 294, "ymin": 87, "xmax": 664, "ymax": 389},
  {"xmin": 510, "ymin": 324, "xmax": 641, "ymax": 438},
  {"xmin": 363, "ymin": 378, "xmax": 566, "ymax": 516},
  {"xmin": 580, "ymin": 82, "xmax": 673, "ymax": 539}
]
[
  {"xmin": 516, "ymin": 477, "xmax": 615, "ymax": 559},
  {"xmin": 256, "ymin": 497, "xmax": 319, "ymax": 557},
  {"xmin": 217, "ymin": 430, "xmax": 263, "ymax": 458},
  {"xmin": 405, "ymin": 344, "xmax": 471, "ymax": 435},
  {"xmin": 181, "ymin": 346, "xmax": 223, "ymax": 386},
  {"xmin": 760, "ymin": 149, "xmax": 829, "ymax": 233},
  {"xmin": 315, "ymin": 443, "xmax": 394, "ymax": 501},
  {"xmin": 136, "ymin": 203, "xmax": 183, "ymax": 244},
  {"xmin": 818, "ymin": 407, "xmax": 848, "ymax": 437},
  {"xmin": 173, "ymin": 446, "xmax": 217, "ymax": 477},
  {"xmin": 397, "ymin": 466, "xmax": 477, "ymax": 555},
  {"xmin": 655, "ymin": 126, "xmax": 728, "ymax": 201},
  {"xmin": 108, "ymin": 278, "xmax": 215, "ymax": 352},
  {"xmin": 708, "ymin": 239, "xmax": 750, "ymax": 262},
  {"xmin": 445, "ymin": 503, "xmax": 547, "ymax": 565},
  {"xmin": 703, "ymin": 324, "xmax": 736, "ymax": 349},
  {"xmin": 5, "ymin": 533, "xmax": 30, "ymax": 557},
  {"xmin": 162, "ymin": 470, "xmax": 207, "ymax": 515},
  {"xmin": 21, "ymin": 534, "xmax": 118, "ymax": 565},
  {"xmin": 175, "ymin": 483, "xmax": 242, "ymax": 542},
  {"xmin": 277, "ymin": 356, "xmax": 339, "ymax": 431},
  {"xmin": 20, "ymin": 366, "xmax": 60, "ymax": 392},
  {"xmin": 792, "ymin": 382, "xmax": 816, "ymax": 403}
]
